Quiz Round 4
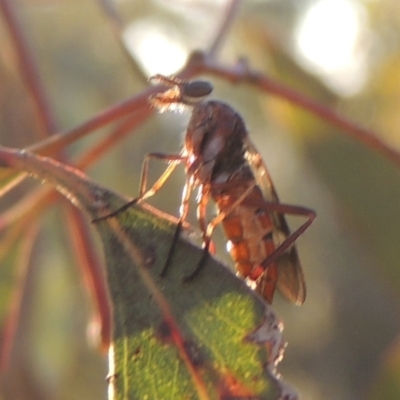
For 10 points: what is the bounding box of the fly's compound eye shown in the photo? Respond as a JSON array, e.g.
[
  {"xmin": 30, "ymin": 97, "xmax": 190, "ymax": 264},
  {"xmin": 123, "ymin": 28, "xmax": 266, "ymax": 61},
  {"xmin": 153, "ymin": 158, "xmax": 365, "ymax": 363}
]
[
  {"xmin": 181, "ymin": 80, "xmax": 213, "ymax": 104},
  {"xmin": 148, "ymin": 75, "xmax": 213, "ymax": 112}
]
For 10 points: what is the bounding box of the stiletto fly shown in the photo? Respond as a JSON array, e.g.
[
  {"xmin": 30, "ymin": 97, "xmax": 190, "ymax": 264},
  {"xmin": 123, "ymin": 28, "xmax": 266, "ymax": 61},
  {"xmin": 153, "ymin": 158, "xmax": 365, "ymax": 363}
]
[{"xmin": 95, "ymin": 75, "xmax": 316, "ymax": 305}]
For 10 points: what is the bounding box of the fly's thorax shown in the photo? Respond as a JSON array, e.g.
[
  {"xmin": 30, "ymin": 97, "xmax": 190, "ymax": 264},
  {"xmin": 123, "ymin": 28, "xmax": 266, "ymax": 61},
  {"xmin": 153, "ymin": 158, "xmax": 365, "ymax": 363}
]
[{"xmin": 184, "ymin": 100, "xmax": 249, "ymax": 185}]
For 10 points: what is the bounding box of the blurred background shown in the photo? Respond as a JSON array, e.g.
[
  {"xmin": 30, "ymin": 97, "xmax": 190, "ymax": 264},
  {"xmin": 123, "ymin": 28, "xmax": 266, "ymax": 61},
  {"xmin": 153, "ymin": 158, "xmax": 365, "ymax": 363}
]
[{"xmin": 1, "ymin": 0, "xmax": 400, "ymax": 399}]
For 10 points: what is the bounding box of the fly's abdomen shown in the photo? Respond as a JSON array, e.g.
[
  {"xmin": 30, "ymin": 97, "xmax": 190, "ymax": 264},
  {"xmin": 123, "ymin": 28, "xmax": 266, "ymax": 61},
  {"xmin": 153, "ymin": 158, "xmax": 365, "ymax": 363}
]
[{"xmin": 215, "ymin": 185, "xmax": 279, "ymax": 302}]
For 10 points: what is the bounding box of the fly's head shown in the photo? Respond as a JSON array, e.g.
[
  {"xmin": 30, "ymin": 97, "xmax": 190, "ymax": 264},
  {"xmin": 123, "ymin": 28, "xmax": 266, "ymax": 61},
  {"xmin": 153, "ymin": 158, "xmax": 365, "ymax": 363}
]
[{"xmin": 149, "ymin": 74, "xmax": 213, "ymax": 113}]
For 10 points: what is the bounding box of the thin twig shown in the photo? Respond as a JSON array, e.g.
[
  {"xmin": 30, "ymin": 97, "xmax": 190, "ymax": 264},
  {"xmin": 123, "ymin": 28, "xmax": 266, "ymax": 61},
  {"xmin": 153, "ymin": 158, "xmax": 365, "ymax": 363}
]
[
  {"xmin": 0, "ymin": 223, "xmax": 40, "ymax": 371},
  {"xmin": 96, "ymin": 0, "xmax": 148, "ymax": 83},
  {"xmin": 208, "ymin": 0, "xmax": 241, "ymax": 58},
  {"xmin": 64, "ymin": 205, "xmax": 111, "ymax": 351},
  {"xmin": 183, "ymin": 51, "xmax": 400, "ymax": 168},
  {"xmin": 0, "ymin": 0, "xmax": 57, "ymax": 136},
  {"xmin": 0, "ymin": 110, "xmax": 152, "ymax": 233},
  {"xmin": 0, "ymin": 0, "xmax": 121, "ymax": 360},
  {"xmin": 76, "ymin": 108, "xmax": 153, "ymax": 170},
  {"xmin": 27, "ymin": 89, "xmax": 156, "ymax": 156}
]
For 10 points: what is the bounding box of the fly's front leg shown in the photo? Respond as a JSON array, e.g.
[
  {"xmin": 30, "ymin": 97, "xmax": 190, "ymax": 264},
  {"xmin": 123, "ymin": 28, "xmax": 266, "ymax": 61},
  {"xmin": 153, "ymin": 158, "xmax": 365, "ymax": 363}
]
[
  {"xmin": 138, "ymin": 153, "xmax": 184, "ymax": 200},
  {"xmin": 92, "ymin": 153, "xmax": 184, "ymax": 222}
]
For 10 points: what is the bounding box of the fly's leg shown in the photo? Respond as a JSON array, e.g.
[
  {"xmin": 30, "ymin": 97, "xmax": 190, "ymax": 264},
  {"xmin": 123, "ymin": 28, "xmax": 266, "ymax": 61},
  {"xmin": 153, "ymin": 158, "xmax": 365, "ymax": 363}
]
[
  {"xmin": 149, "ymin": 74, "xmax": 182, "ymax": 86},
  {"xmin": 241, "ymin": 198, "xmax": 316, "ymax": 274},
  {"xmin": 183, "ymin": 183, "xmax": 256, "ymax": 282},
  {"xmin": 261, "ymin": 204, "xmax": 315, "ymax": 270},
  {"xmin": 244, "ymin": 200, "xmax": 315, "ymax": 304},
  {"xmin": 183, "ymin": 184, "xmax": 315, "ymax": 292},
  {"xmin": 160, "ymin": 174, "xmax": 195, "ymax": 277},
  {"xmin": 92, "ymin": 153, "xmax": 184, "ymax": 222},
  {"xmin": 182, "ymin": 186, "xmax": 210, "ymax": 282}
]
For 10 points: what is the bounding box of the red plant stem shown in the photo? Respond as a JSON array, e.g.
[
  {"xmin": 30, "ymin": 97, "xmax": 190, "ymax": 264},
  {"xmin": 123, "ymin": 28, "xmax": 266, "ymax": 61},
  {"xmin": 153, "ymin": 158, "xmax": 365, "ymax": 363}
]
[
  {"xmin": 0, "ymin": 109, "xmax": 152, "ymax": 232},
  {"xmin": 0, "ymin": 0, "xmax": 115, "ymax": 353},
  {"xmin": 208, "ymin": 0, "xmax": 241, "ymax": 58},
  {"xmin": 189, "ymin": 53, "xmax": 400, "ymax": 167},
  {"xmin": 0, "ymin": 223, "xmax": 40, "ymax": 371},
  {"xmin": 64, "ymin": 205, "xmax": 112, "ymax": 350},
  {"xmin": 27, "ymin": 89, "xmax": 156, "ymax": 156},
  {"xmin": 108, "ymin": 219, "xmax": 211, "ymax": 400},
  {"xmin": 76, "ymin": 109, "xmax": 153, "ymax": 171},
  {"xmin": 0, "ymin": 0, "xmax": 57, "ymax": 136}
]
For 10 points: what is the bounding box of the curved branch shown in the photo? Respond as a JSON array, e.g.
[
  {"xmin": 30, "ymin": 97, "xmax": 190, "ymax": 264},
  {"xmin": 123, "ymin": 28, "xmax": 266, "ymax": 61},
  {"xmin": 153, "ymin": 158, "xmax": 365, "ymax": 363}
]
[
  {"xmin": 208, "ymin": 0, "xmax": 242, "ymax": 58},
  {"xmin": 182, "ymin": 51, "xmax": 400, "ymax": 168},
  {"xmin": 0, "ymin": 0, "xmax": 57, "ymax": 136}
]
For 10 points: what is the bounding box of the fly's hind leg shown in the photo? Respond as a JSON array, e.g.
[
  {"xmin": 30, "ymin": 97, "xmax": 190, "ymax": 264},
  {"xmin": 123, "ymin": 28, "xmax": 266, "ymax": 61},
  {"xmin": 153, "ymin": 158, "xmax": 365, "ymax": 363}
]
[
  {"xmin": 243, "ymin": 200, "xmax": 316, "ymax": 272},
  {"xmin": 242, "ymin": 198, "xmax": 315, "ymax": 304}
]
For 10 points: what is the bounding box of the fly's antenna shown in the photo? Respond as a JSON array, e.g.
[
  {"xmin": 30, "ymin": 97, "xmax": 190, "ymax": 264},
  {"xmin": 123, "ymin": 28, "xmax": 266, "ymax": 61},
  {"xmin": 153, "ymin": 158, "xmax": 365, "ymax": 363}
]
[{"xmin": 149, "ymin": 74, "xmax": 213, "ymax": 112}]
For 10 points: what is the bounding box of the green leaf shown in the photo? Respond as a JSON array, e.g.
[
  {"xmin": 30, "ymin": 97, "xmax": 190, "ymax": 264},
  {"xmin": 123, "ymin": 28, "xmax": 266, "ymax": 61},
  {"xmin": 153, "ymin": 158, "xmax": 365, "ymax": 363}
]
[
  {"xmin": 98, "ymin": 206, "xmax": 291, "ymax": 400},
  {"xmin": 0, "ymin": 147, "xmax": 298, "ymax": 400}
]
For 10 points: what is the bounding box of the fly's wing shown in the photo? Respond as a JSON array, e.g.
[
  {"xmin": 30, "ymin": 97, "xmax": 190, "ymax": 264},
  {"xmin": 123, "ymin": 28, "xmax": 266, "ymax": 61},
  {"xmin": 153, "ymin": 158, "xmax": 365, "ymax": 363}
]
[{"xmin": 244, "ymin": 137, "xmax": 306, "ymax": 305}]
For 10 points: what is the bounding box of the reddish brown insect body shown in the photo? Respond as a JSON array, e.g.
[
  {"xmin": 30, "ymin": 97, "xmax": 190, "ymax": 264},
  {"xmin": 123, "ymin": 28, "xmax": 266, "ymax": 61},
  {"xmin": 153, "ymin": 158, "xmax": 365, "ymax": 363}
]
[
  {"xmin": 183, "ymin": 99, "xmax": 314, "ymax": 304},
  {"xmin": 96, "ymin": 75, "xmax": 315, "ymax": 305}
]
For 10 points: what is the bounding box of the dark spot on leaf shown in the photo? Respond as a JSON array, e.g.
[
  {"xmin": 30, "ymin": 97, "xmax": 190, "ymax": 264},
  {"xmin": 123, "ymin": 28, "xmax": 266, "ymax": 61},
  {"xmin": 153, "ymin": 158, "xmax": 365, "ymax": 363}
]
[
  {"xmin": 143, "ymin": 244, "xmax": 157, "ymax": 268},
  {"xmin": 131, "ymin": 347, "xmax": 141, "ymax": 360},
  {"xmin": 156, "ymin": 319, "xmax": 173, "ymax": 343},
  {"xmin": 183, "ymin": 340, "xmax": 205, "ymax": 367}
]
